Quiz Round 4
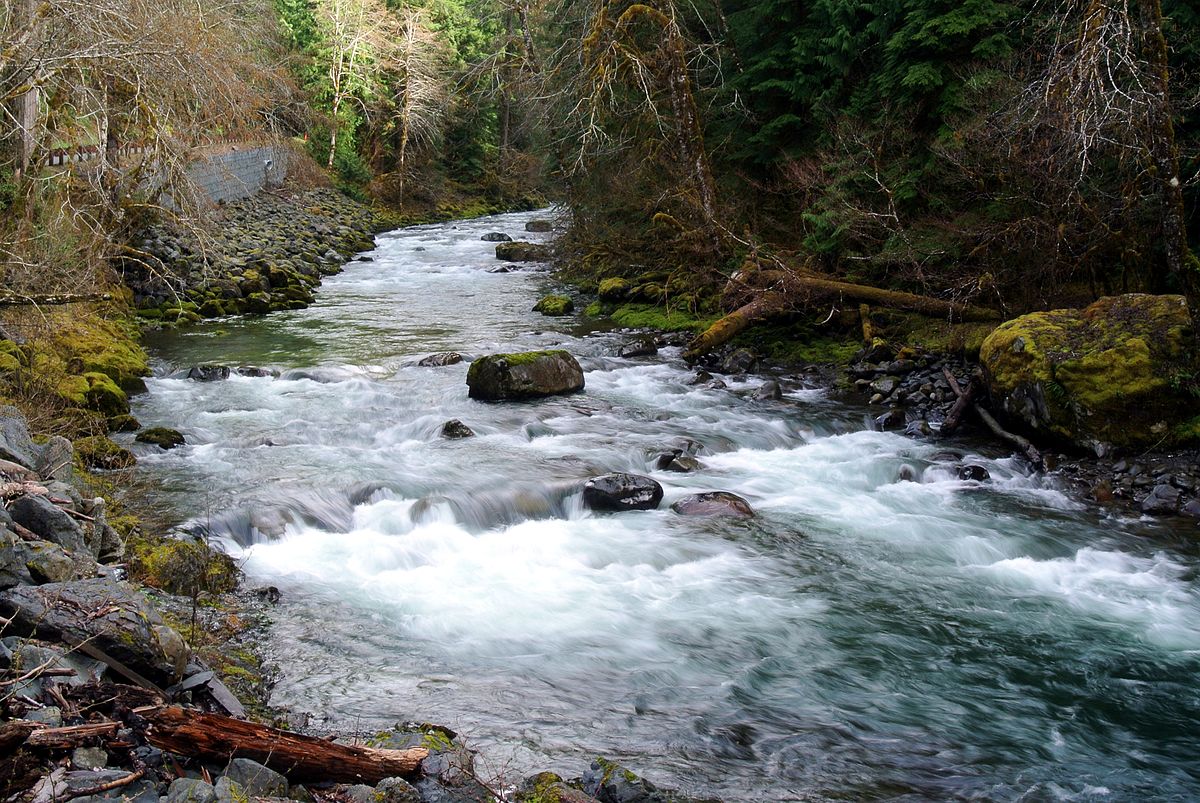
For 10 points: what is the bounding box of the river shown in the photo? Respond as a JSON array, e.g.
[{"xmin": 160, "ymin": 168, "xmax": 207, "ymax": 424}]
[{"xmin": 131, "ymin": 209, "xmax": 1200, "ymax": 801}]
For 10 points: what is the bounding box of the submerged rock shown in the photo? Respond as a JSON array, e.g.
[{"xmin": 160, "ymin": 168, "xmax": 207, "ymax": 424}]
[
  {"xmin": 480, "ymin": 232, "xmax": 512, "ymax": 242},
  {"xmin": 419, "ymin": 352, "xmax": 463, "ymax": 367},
  {"xmin": 495, "ymin": 241, "xmax": 552, "ymax": 262},
  {"xmin": 467, "ymin": 351, "xmax": 584, "ymax": 400},
  {"xmin": 671, "ymin": 492, "xmax": 755, "ymax": 518},
  {"xmin": 618, "ymin": 339, "xmax": 658, "ymax": 359},
  {"xmin": 136, "ymin": 427, "xmax": 186, "ymax": 450},
  {"xmin": 186, "ymin": 365, "xmax": 231, "ymax": 382},
  {"xmin": 524, "ymin": 219, "xmax": 553, "ymax": 232},
  {"xmin": 583, "ymin": 473, "xmax": 663, "ymax": 512},
  {"xmin": 979, "ymin": 294, "xmax": 1198, "ymax": 448}
]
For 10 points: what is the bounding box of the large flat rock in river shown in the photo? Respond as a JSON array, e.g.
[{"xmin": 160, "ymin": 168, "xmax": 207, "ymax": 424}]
[{"xmin": 466, "ymin": 350, "xmax": 585, "ymax": 400}]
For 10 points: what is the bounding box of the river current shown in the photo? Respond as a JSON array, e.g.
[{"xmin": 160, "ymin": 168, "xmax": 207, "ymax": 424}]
[{"xmin": 131, "ymin": 210, "xmax": 1200, "ymax": 801}]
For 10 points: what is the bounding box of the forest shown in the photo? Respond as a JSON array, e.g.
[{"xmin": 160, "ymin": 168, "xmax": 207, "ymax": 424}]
[{"xmin": 3, "ymin": 0, "xmax": 1197, "ymax": 318}]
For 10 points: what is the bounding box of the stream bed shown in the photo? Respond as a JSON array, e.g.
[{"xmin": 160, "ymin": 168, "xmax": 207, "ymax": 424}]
[{"xmin": 131, "ymin": 210, "xmax": 1200, "ymax": 801}]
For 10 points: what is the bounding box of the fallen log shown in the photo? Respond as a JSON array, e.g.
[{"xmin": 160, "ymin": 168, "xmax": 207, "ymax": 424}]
[
  {"xmin": 0, "ymin": 721, "xmax": 36, "ymax": 753},
  {"xmin": 24, "ymin": 721, "xmax": 120, "ymax": 749},
  {"xmin": 974, "ymin": 404, "xmax": 1044, "ymax": 471},
  {"xmin": 685, "ymin": 273, "xmax": 1000, "ymax": 361},
  {"xmin": 141, "ymin": 706, "xmax": 428, "ymax": 783},
  {"xmin": 939, "ymin": 368, "xmax": 977, "ymax": 436}
]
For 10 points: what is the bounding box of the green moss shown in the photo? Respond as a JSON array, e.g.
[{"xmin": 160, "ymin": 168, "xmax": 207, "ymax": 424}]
[
  {"xmin": 127, "ymin": 530, "xmax": 239, "ymax": 595},
  {"xmin": 533, "ymin": 294, "xmax": 574, "ymax": 316},
  {"xmin": 598, "ymin": 277, "xmax": 631, "ymax": 301},
  {"xmin": 74, "ymin": 435, "xmax": 136, "ymax": 470},
  {"xmin": 584, "ymin": 301, "xmax": 604, "ymax": 317},
  {"xmin": 81, "ymin": 371, "xmax": 129, "ymax": 416},
  {"xmin": 135, "ymin": 427, "xmax": 185, "ymax": 449},
  {"xmin": 610, "ymin": 303, "xmax": 719, "ymax": 333}
]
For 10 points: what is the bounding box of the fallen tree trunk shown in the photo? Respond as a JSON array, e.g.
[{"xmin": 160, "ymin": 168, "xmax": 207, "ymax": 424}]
[
  {"xmin": 24, "ymin": 722, "xmax": 120, "ymax": 749},
  {"xmin": 141, "ymin": 706, "xmax": 428, "ymax": 783},
  {"xmin": 685, "ymin": 272, "xmax": 1000, "ymax": 361}
]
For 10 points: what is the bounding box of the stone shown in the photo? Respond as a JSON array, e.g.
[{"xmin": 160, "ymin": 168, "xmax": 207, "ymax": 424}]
[
  {"xmin": 167, "ymin": 778, "xmax": 218, "ymax": 803},
  {"xmin": 480, "ymin": 232, "xmax": 512, "ymax": 242},
  {"xmin": 373, "ymin": 778, "xmax": 420, "ymax": 803},
  {"xmin": 979, "ymin": 294, "xmax": 1198, "ymax": 449},
  {"xmin": 418, "ymin": 352, "xmax": 463, "ymax": 367},
  {"xmin": 8, "ymin": 494, "xmax": 86, "ymax": 552},
  {"xmin": 186, "ymin": 365, "xmax": 231, "ymax": 382},
  {"xmin": 654, "ymin": 452, "xmax": 702, "ymax": 473},
  {"xmin": 873, "ymin": 409, "xmax": 904, "ymax": 430},
  {"xmin": 754, "ymin": 381, "xmax": 783, "ymax": 401},
  {"xmin": 719, "ymin": 348, "xmax": 757, "ymax": 374},
  {"xmin": 71, "ymin": 747, "xmax": 109, "ymax": 770},
  {"xmin": 904, "ymin": 420, "xmax": 932, "ymax": 437},
  {"xmin": 495, "ymin": 241, "xmax": 552, "ymax": 262},
  {"xmin": 26, "ymin": 706, "xmax": 63, "ymax": 726},
  {"xmin": 581, "ymin": 758, "xmax": 696, "ymax": 803},
  {"xmin": 0, "ymin": 405, "xmax": 39, "ymax": 469},
  {"xmin": 598, "ymin": 278, "xmax": 631, "ymax": 301},
  {"xmin": 583, "ymin": 473, "xmax": 664, "ymax": 512},
  {"xmin": 1181, "ymin": 498, "xmax": 1200, "ymax": 518},
  {"xmin": 896, "ymin": 464, "xmax": 919, "ymax": 482},
  {"xmin": 467, "ymin": 351, "xmax": 585, "ymax": 400},
  {"xmin": 957, "ymin": 464, "xmax": 990, "ymax": 482},
  {"xmin": 344, "ymin": 785, "xmax": 375, "ymax": 803},
  {"xmin": 0, "ymin": 578, "xmax": 188, "ymax": 685},
  {"xmin": 670, "ymin": 492, "xmax": 755, "ymax": 518},
  {"xmin": 517, "ymin": 773, "xmax": 600, "ymax": 803},
  {"xmin": 533, "ymin": 295, "xmax": 574, "ymax": 316},
  {"xmin": 525, "ymin": 219, "xmax": 553, "ymax": 232},
  {"xmin": 441, "ymin": 420, "xmax": 475, "ymax": 439},
  {"xmin": 1140, "ymin": 483, "xmax": 1182, "ymax": 515},
  {"xmin": 25, "ymin": 541, "xmax": 80, "ymax": 584},
  {"xmin": 135, "ymin": 427, "xmax": 186, "ymax": 450},
  {"xmin": 868, "ymin": 376, "xmax": 900, "ymax": 397},
  {"xmin": 214, "ymin": 776, "xmax": 245, "ymax": 803},
  {"xmin": 224, "ymin": 758, "xmax": 287, "ymax": 798},
  {"xmin": 618, "ymin": 340, "xmax": 658, "ymax": 359},
  {"xmin": 235, "ymin": 366, "xmax": 279, "ymax": 378},
  {"xmin": 73, "ymin": 437, "xmax": 136, "ymax": 471}
]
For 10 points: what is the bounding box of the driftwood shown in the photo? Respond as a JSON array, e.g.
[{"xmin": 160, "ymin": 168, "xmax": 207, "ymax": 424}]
[
  {"xmin": 64, "ymin": 770, "xmax": 144, "ymax": 800},
  {"xmin": 941, "ymin": 368, "xmax": 1044, "ymax": 469},
  {"xmin": 141, "ymin": 706, "xmax": 429, "ymax": 783},
  {"xmin": 684, "ymin": 271, "xmax": 1000, "ymax": 361},
  {"xmin": 0, "ymin": 292, "xmax": 113, "ymax": 307},
  {"xmin": 0, "ymin": 721, "xmax": 37, "ymax": 752},
  {"xmin": 24, "ymin": 721, "xmax": 121, "ymax": 749}
]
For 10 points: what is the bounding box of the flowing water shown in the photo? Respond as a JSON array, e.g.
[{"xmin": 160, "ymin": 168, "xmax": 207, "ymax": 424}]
[{"xmin": 132, "ymin": 210, "xmax": 1200, "ymax": 801}]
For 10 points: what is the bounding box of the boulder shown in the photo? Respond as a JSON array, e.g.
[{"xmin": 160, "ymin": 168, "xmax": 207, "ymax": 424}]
[
  {"xmin": 582, "ymin": 758, "xmax": 702, "ymax": 803},
  {"xmin": 73, "ymin": 436, "xmax": 136, "ymax": 471},
  {"xmin": 136, "ymin": 427, "xmax": 186, "ymax": 450},
  {"xmin": 167, "ymin": 778, "xmax": 218, "ymax": 803},
  {"xmin": 441, "ymin": 420, "xmax": 475, "ymax": 439},
  {"xmin": 582, "ymin": 473, "xmax": 663, "ymax": 512},
  {"xmin": 517, "ymin": 772, "xmax": 600, "ymax": 803},
  {"xmin": 373, "ymin": 778, "xmax": 420, "ymax": 803},
  {"xmin": 223, "ymin": 758, "xmax": 287, "ymax": 798},
  {"xmin": 618, "ymin": 339, "xmax": 658, "ymax": 359},
  {"xmin": 1140, "ymin": 483, "xmax": 1182, "ymax": 515},
  {"xmin": 524, "ymin": 220, "xmax": 553, "ymax": 232},
  {"xmin": 418, "ymin": 352, "xmax": 463, "ymax": 367},
  {"xmin": 670, "ymin": 492, "xmax": 755, "ymax": 517},
  {"xmin": 495, "ymin": 241, "xmax": 552, "ymax": 262},
  {"xmin": 654, "ymin": 451, "xmax": 702, "ymax": 473},
  {"xmin": 7, "ymin": 494, "xmax": 86, "ymax": 552},
  {"xmin": 467, "ymin": 351, "xmax": 584, "ymax": 400},
  {"xmin": 597, "ymin": 278, "xmax": 631, "ymax": 302},
  {"xmin": 533, "ymin": 295, "xmax": 574, "ymax": 316},
  {"xmin": 0, "ymin": 577, "xmax": 188, "ymax": 685},
  {"xmin": 0, "ymin": 405, "xmax": 39, "ymax": 469},
  {"xmin": 754, "ymin": 380, "xmax": 783, "ymax": 400},
  {"xmin": 480, "ymin": 232, "xmax": 512, "ymax": 242},
  {"xmin": 979, "ymin": 294, "xmax": 1198, "ymax": 448},
  {"xmin": 957, "ymin": 464, "xmax": 990, "ymax": 482},
  {"xmin": 719, "ymin": 348, "xmax": 758, "ymax": 375},
  {"xmin": 186, "ymin": 365, "xmax": 231, "ymax": 382}
]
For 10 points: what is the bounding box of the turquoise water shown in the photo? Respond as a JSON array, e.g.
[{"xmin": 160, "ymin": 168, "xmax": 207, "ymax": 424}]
[{"xmin": 132, "ymin": 210, "xmax": 1200, "ymax": 801}]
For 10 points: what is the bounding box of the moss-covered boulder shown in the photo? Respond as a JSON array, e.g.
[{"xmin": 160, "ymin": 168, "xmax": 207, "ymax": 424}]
[
  {"xmin": 597, "ymin": 278, "xmax": 631, "ymax": 302},
  {"xmin": 495, "ymin": 241, "xmax": 552, "ymax": 262},
  {"xmin": 75, "ymin": 436, "xmax": 136, "ymax": 470},
  {"xmin": 467, "ymin": 350, "xmax": 585, "ymax": 400},
  {"xmin": 533, "ymin": 294, "xmax": 574, "ymax": 316},
  {"xmin": 979, "ymin": 294, "xmax": 1198, "ymax": 449},
  {"xmin": 136, "ymin": 427, "xmax": 186, "ymax": 450}
]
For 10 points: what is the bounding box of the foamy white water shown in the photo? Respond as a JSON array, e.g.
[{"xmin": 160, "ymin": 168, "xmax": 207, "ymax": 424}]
[{"xmin": 131, "ymin": 209, "xmax": 1200, "ymax": 801}]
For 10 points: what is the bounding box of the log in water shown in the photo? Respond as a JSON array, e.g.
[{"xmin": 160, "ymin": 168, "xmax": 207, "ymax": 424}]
[{"xmin": 132, "ymin": 210, "xmax": 1200, "ymax": 801}]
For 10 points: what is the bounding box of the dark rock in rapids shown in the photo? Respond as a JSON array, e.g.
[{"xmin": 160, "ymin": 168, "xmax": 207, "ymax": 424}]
[
  {"xmin": 524, "ymin": 220, "xmax": 553, "ymax": 232},
  {"xmin": 957, "ymin": 464, "xmax": 991, "ymax": 482},
  {"xmin": 533, "ymin": 295, "xmax": 574, "ymax": 316},
  {"xmin": 467, "ymin": 351, "xmax": 584, "ymax": 401},
  {"xmin": 619, "ymin": 339, "xmax": 658, "ymax": 359},
  {"xmin": 136, "ymin": 427, "xmax": 186, "ymax": 450},
  {"xmin": 1141, "ymin": 483, "xmax": 1182, "ymax": 515},
  {"xmin": 754, "ymin": 380, "xmax": 783, "ymax": 400},
  {"xmin": 582, "ymin": 473, "xmax": 663, "ymax": 512},
  {"xmin": 654, "ymin": 451, "xmax": 703, "ymax": 473},
  {"xmin": 481, "ymin": 232, "xmax": 512, "ymax": 242},
  {"xmin": 0, "ymin": 577, "xmax": 188, "ymax": 685},
  {"xmin": 441, "ymin": 420, "xmax": 475, "ymax": 439},
  {"xmin": 186, "ymin": 365, "xmax": 231, "ymax": 382},
  {"xmin": 419, "ymin": 352, "xmax": 464, "ymax": 367},
  {"xmin": 670, "ymin": 491, "xmax": 755, "ymax": 518}
]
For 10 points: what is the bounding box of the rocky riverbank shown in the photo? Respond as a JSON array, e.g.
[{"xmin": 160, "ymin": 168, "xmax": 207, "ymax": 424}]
[{"xmin": 125, "ymin": 189, "xmax": 380, "ymax": 323}]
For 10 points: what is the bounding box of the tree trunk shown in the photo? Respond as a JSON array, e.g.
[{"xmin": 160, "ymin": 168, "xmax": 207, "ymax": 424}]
[
  {"xmin": 1139, "ymin": 0, "xmax": 1199, "ymax": 314},
  {"xmin": 13, "ymin": 0, "xmax": 38, "ymax": 178},
  {"xmin": 684, "ymin": 274, "xmax": 1000, "ymax": 361},
  {"xmin": 141, "ymin": 706, "xmax": 428, "ymax": 784}
]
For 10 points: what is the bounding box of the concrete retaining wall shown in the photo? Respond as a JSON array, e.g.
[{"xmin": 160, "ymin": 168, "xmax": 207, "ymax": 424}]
[{"xmin": 186, "ymin": 145, "xmax": 289, "ymax": 205}]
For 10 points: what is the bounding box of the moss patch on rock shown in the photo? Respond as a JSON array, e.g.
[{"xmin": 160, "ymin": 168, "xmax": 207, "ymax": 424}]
[
  {"xmin": 979, "ymin": 294, "xmax": 1198, "ymax": 448},
  {"xmin": 74, "ymin": 435, "xmax": 136, "ymax": 470},
  {"xmin": 533, "ymin": 294, "xmax": 574, "ymax": 316}
]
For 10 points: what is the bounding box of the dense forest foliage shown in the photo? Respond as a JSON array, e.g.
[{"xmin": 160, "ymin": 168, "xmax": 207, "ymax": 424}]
[{"xmin": 3, "ymin": 0, "xmax": 1198, "ymax": 316}]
